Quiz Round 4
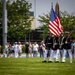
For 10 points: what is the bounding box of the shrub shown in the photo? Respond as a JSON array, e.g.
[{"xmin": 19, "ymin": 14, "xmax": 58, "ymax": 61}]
[
  {"xmin": 0, "ymin": 46, "xmax": 3, "ymax": 54},
  {"xmin": 22, "ymin": 45, "xmax": 25, "ymax": 53}
]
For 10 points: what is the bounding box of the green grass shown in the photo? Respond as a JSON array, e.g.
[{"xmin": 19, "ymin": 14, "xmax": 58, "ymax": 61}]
[{"xmin": 0, "ymin": 58, "xmax": 75, "ymax": 75}]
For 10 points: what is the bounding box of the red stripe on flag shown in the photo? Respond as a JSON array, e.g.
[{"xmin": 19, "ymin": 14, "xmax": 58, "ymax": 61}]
[
  {"xmin": 49, "ymin": 22, "xmax": 59, "ymax": 35},
  {"xmin": 51, "ymin": 21, "xmax": 61, "ymax": 35}
]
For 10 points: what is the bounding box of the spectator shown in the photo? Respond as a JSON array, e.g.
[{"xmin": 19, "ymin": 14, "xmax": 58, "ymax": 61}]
[
  {"xmin": 13, "ymin": 42, "xmax": 19, "ymax": 58},
  {"xmin": 25, "ymin": 42, "xmax": 29, "ymax": 58},
  {"xmin": 72, "ymin": 40, "xmax": 75, "ymax": 58},
  {"xmin": 4, "ymin": 42, "xmax": 9, "ymax": 58},
  {"xmin": 39, "ymin": 41, "xmax": 45, "ymax": 57},
  {"xmin": 18, "ymin": 42, "xmax": 22, "ymax": 57},
  {"xmin": 29, "ymin": 42, "xmax": 33, "ymax": 58},
  {"xmin": 8, "ymin": 44, "xmax": 13, "ymax": 58},
  {"xmin": 32, "ymin": 42, "xmax": 39, "ymax": 58}
]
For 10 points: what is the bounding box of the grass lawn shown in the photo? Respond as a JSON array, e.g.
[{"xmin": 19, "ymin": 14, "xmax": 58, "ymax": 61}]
[{"xmin": 0, "ymin": 58, "xmax": 75, "ymax": 75}]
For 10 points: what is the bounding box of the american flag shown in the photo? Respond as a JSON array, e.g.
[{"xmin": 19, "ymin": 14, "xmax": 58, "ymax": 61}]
[{"xmin": 48, "ymin": 6, "xmax": 63, "ymax": 36}]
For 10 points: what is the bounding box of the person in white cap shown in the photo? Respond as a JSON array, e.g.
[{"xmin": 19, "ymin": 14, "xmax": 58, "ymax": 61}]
[
  {"xmin": 13, "ymin": 42, "xmax": 19, "ymax": 58},
  {"xmin": 18, "ymin": 42, "xmax": 22, "ymax": 57}
]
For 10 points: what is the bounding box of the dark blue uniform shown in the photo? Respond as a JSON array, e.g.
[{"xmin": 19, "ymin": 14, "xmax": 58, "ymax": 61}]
[
  {"xmin": 45, "ymin": 35, "xmax": 53, "ymax": 50},
  {"xmin": 45, "ymin": 35, "xmax": 53, "ymax": 57},
  {"xmin": 63, "ymin": 37, "xmax": 72, "ymax": 49},
  {"xmin": 53, "ymin": 36, "xmax": 59, "ymax": 50},
  {"xmin": 59, "ymin": 36, "xmax": 64, "ymax": 50},
  {"xmin": 62, "ymin": 35, "xmax": 73, "ymax": 63}
]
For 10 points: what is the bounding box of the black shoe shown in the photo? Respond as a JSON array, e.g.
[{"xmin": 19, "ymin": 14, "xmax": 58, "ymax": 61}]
[
  {"xmin": 48, "ymin": 61, "xmax": 53, "ymax": 63},
  {"xmin": 42, "ymin": 61, "xmax": 47, "ymax": 62},
  {"xmin": 55, "ymin": 61, "xmax": 59, "ymax": 63},
  {"xmin": 61, "ymin": 62, "xmax": 65, "ymax": 63}
]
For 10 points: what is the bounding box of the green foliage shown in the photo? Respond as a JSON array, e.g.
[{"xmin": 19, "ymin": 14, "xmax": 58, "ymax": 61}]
[
  {"xmin": 0, "ymin": 0, "xmax": 33, "ymax": 41},
  {"xmin": 38, "ymin": 11, "xmax": 75, "ymax": 38},
  {"xmin": 60, "ymin": 11, "xmax": 75, "ymax": 38},
  {"xmin": 0, "ymin": 45, "xmax": 3, "ymax": 53},
  {"xmin": 38, "ymin": 13, "xmax": 50, "ymax": 39},
  {"xmin": 60, "ymin": 11, "xmax": 75, "ymax": 31},
  {"xmin": 7, "ymin": 0, "xmax": 33, "ymax": 40},
  {"xmin": 22, "ymin": 45, "xmax": 25, "ymax": 53}
]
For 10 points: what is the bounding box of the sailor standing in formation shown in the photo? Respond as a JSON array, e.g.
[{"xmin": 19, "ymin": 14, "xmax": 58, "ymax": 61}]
[
  {"xmin": 49, "ymin": 35, "xmax": 60, "ymax": 62},
  {"xmin": 62, "ymin": 33, "xmax": 73, "ymax": 63},
  {"xmin": 43, "ymin": 32, "xmax": 73, "ymax": 63},
  {"xmin": 59, "ymin": 33, "xmax": 65, "ymax": 62},
  {"xmin": 43, "ymin": 33, "xmax": 53, "ymax": 62}
]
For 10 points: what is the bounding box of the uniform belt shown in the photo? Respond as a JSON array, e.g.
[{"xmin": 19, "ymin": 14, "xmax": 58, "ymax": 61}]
[
  {"xmin": 60, "ymin": 43, "xmax": 64, "ymax": 45},
  {"xmin": 47, "ymin": 43, "xmax": 52, "ymax": 44},
  {"xmin": 54, "ymin": 43, "xmax": 58, "ymax": 45}
]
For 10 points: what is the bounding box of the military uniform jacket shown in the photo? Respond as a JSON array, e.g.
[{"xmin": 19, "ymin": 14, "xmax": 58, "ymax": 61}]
[
  {"xmin": 45, "ymin": 36, "xmax": 53, "ymax": 50},
  {"xmin": 53, "ymin": 37, "xmax": 59, "ymax": 50},
  {"xmin": 59, "ymin": 36, "xmax": 64, "ymax": 50},
  {"xmin": 63, "ymin": 37, "xmax": 72, "ymax": 49}
]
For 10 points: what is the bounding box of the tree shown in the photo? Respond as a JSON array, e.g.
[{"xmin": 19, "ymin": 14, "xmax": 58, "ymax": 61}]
[
  {"xmin": 0, "ymin": 0, "xmax": 33, "ymax": 42},
  {"xmin": 60, "ymin": 11, "xmax": 75, "ymax": 38},
  {"xmin": 38, "ymin": 11, "xmax": 75, "ymax": 38},
  {"xmin": 60, "ymin": 11, "xmax": 75, "ymax": 32},
  {"xmin": 7, "ymin": 0, "xmax": 33, "ymax": 41},
  {"xmin": 38, "ymin": 13, "xmax": 50, "ymax": 39}
]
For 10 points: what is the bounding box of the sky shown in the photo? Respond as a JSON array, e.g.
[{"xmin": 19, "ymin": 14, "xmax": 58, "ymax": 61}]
[{"xmin": 26, "ymin": 0, "xmax": 75, "ymax": 28}]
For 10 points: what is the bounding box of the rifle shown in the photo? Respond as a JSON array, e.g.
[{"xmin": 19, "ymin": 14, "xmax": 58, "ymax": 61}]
[
  {"xmin": 53, "ymin": 36, "xmax": 57, "ymax": 48},
  {"xmin": 59, "ymin": 36, "xmax": 64, "ymax": 48},
  {"xmin": 53, "ymin": 36, "xmax": 55, "ymax": 48},
  {"xmin": 65, "ymin": 28, "xmax": 75, "ymax": 44}
]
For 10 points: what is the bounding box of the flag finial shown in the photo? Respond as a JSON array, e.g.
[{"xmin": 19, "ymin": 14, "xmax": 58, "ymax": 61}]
[{"xmin": 51, "ymin": 2, "xmax": 53, "ymax": 8}]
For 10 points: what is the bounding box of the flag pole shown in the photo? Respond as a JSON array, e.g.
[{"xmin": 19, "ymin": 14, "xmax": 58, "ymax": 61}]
[
  {"xmin": 51, "ymin": 2, "xmax": 53, "ymax": 7},
  {"xmin": 55, "ymin": 3, "xmax": 61, "ymax": 48},
  {"xmin": 2, "ymin": 0, "xmax": 7, "ymax": 51},
  {"xmin": 55, "ymin": 2, "xmax": 60, "ymax": 19},
  {"xmin": 50, "ymin": 3, "xmax": 55, "ymax": 48}
]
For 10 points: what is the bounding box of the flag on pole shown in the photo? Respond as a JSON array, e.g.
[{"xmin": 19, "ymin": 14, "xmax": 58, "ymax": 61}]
[{"xmin": 48, "ymin": 4, "xmax": 63, "ymax": 36}]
